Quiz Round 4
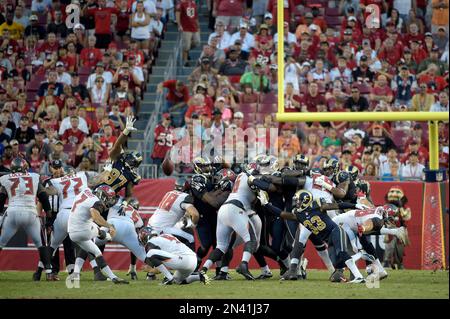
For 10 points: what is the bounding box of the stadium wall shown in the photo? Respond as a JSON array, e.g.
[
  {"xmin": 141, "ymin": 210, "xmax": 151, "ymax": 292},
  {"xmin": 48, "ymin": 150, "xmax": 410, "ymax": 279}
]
[{"xmin": 0, "ymin": 179, "xmax": 447, "ymax": 271}]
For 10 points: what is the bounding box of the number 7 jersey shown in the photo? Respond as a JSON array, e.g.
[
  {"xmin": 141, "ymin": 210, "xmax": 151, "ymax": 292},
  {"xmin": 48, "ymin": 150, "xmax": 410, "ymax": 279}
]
[
  {"xmin": 48, "ymin": 172, "xmax": 89, "ymax": 210},
  {"xmin": 0, "ymin": 172, "xmax": 41, "ymax": 213}
]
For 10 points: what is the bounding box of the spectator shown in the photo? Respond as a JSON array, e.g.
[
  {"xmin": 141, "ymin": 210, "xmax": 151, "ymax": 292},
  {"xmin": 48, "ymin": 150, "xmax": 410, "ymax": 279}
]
[
  {"xmin": 301, "ymin": 82, "xmax": 326, "ymax": 112},
  {"xmin": 232, "ymin": 111, "xmax": 246, "ymax": 130},
  {"xmin": 363, "ymin": 162, "xmax": 378, "ymax": 178},
  {"xmin": 188, "ymin": 56, "xmax": 218, "ymax": 91},
  {"xmin": 208, "ymin": 20, "xmax": 231, "ymax": 50},
  {"xmin": 330, "ymin": 55, "xmax": 353, "ymax": 84},
  {"xmin": 24, "ymin": 15, "xmax": 46, "ymax": 39},
  {"xmin": 303, "ymin": 132, "xmax": 323, "ymax": 161},
  {"xmin": 401, "ymin": 151, "xmax": 426, "ymax": 179},
  {"xmin": 0, "ymin": 10, "xmax": 24, "ymax": 40},
  {"xmin": 307, "ymin": 58, "xmax": 330, "ymax": 87},
  {"xmin": 130, "ymin": 0, "xmax": 152, "ymax": 52},
  {"xmin": 433, "ymin": 26, "xmax": 448, "ymax": 52},
  {"xmin": 184, "ymin": 94, "xmax": 212, "ymax": 124},
  {"xmin": 14, "ymin": 115, "xmax": 35, "ymax": 147},
  {"xmin": 284, "ymin": 82, "xmax": 301, "ymax": 112},
  {"xmin": 84, "ymin": 0, "xmax": 118, "ymax": 49},
  {"xmin": 87, "ymin": 62, "xmax": 113, "ymax": 89},
  {"xmin": 430, "ymin": 91, "xmax": 449, "ymax": 111},
  {"xmin": 37, "ymin": 70, "xmax": 64, "ymax": 98},
  {"xmin": 275, "ymin": 124, "xmax": 301, "ymax": 160},
  {"xmin": 418, "ymin": 46, "xmax": 448, "ymax": 75},
  {"xmin": 61, "ymin": 116, "xmax": 86, "ymax": 145},
  {"xmin": 25, "ymin": 129, "xmax": 51, "ymax": 160},
  {"xmin": 344, "ymin": 86, "xmax": 369, "ymax": 112},
  {"xmin": 13, "ymin": 5, "xmax": 29, "ymax": 29},
  {"xmin": 75, "ymin": 136, "xmax": 102, "ymax": 166},
  {"xmin": 322, "ymin": 128, "xmax": 342, "ymax": 148},
  {"xmin": 55, "ymin": 61, "xmax": 72, "ymax": 86},
  {"xmin": 27, "ymin": 144, "xmax": 44, "ymax": 173},
  {"xmin": 411, "ymin": 82, "xmax": 435, "ymax": 111},
  {"xmin": 365, "ymin": 124, "xmax": 397, "ymax": 153},
  {"xmin": 70, "ymin": 72, "xmax": 90, "ymax": 103},
  {"xmin": 89, "ymin": 76, "xmax": 110, "ymax": 105},
  {"xmin": 239, "ymin": 61, "xmax": 269, "ymax": 93},
  {"xmin": 80, "ymin": 35, "xmax": 103, "ymax": 68},
  {"xmin": 59, "ymin": 105, "xmax": 89, "ymax": 136},
  {"xmin": 213, "ymin": 0, "xmax": 246, "ymax": 33},
  {"xmin": 47, "ymin": 9, "xmax": 68, "ymax": 38},
  {"xmin": 214, "ymin": 96, "xmax": 233, "ymax": 124},
  {"xmin": 239, "ymin": 83, "xmax": 258, "ymax": 103},
  {"xmin": 352, "ymin": 55, "xmax": 375, "ymax": 84},
  {"xmin": 157, "ymin": 79, "xmax": 190, "ymax": 117},
  {"xmin": 392, "ymin": 65, "xmax": 418, "ymax": 107},
  {"xmin": 417, "ymin": 63, "xmax": 447, "ymax": 93},
  {"xmin": 151, "ymin": 113, "xmax": 175, "ymax": 165},
  {"xmin": 431, "ymin": 0, "xmax": 449, "ymax": 33},
  {"xmin": 369, "ymin": 74, "xmax": 394, "ymax": 109},
  {"xmin": 219, "ymin": 45, "xmax": 247, "ymax": 76},
  {"xmin": 380, "ymin": 147, "xmax": 401, "ymax": 178},
  {"xmin": 177, "ymin": 0, "xmax": 200, "ymax": 66},
  {"xmin": 111, "ymin": 78, "xmax": 135, "ymax": 114}
]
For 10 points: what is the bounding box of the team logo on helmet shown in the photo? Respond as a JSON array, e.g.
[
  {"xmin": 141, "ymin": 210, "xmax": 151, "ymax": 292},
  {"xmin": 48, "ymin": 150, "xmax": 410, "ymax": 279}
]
[
  {"xmin": 10, "ymin": 157, "xmax": 28, "ymax": 173},
  {"xmin": 193, "ymin": 157, "xmax": 213, "ymax": 176},
  {"xmin": 323, "ymin": 158, "xmax": 339, "ymax": 176},
  {"xmin": 138, "ymin": 226, "xmax": 158, "ymax": 245},
  {"xmin": 293, "ymin": 190, "xmax": 314, "ymax": 212},
  {"xmin": 345, "ymin": 165, "xmax": 360, "ymax": 181},
  {"xmin": 123, "ymin": 151, "xmax": 143, "ymax": 169},
  {"xmin": 174, "ymin": 177, "xmax": 189, "ymax": 192},
  {"xmin": 94, "ymin": 185, "xmax": 118, "ymax": 208},
  {"xmin": 293, "ymin": 154, "xmax": 310, "ymax": 170}
]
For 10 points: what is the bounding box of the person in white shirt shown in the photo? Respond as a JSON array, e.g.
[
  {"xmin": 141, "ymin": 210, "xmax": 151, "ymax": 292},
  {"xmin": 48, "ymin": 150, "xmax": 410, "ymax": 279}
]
[
  {"xmin": 401, "ymin": 152, "xmax": 425, "ymax": 179},
  {"xmin": 208, "ymin": 20, "xmax": 232, "ymax": 50},
  {"xmin": 330, "ymin": 56, "xmax": 353, "ymax": 83},
  {"xmin": 229, "ymin": 22, "xmax": 255, "ymax": 53},
  {"xmin": 274, "ymin": 21, "xmax": 297, "ymax": 47},
  {"xmin": 86, "ymin": 62, "xmax": 113, "ymax": 90},
  {"xmin": 59, "ymin": 106, "xmax": 89, "ymax": 136},
  {"xmin": 55, "ymin": 61, "xmax": 72, "ymax": 86},
  {"xmin": 430, "ymin": 91, "xmax": 449, "ymax": 112},
  {"xmin": 379, "ymin": 148, "xmax": 401, "ymax": 177},
  {"xmin": 132, "ymin": 0, "xmax": 156, "ymax": 14}
]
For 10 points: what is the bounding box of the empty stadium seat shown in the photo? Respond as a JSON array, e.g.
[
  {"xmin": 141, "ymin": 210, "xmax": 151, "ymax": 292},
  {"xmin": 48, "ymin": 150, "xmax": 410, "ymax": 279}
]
[
  {"xmin": 237, "ymin": 103, "xmax": 257, "ymax": 114},
  {"xmin": 258, "ymin": 103, "xmax": 278, "ymax": 113},
  {"xmin": 260, "ymin": 93, "xmax": 277, "ymax": 104},
  {"xmin": 325, "ymin": 7, "xmax": 340, "ymax": 16},
  {"xmin": 325, "ymin": 16, "xmax": 342, "ymax": 28}
]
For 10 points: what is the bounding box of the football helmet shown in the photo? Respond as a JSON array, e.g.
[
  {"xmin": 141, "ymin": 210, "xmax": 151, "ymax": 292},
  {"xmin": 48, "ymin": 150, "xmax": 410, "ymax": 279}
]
[
  {"xmin": 193, "ymin": 157, "xmax": 213, "ymax": 176},
  {"xmin": 345, "ymin": 165, "xmax": 360, "ymax": 181},
  {"xmin": 323, "ymin": 158, "xmax": 339, "ymax": 177},
  {"xmin": 138, "ymin": 226, "xmax": 158, "ymax": 246},
  {"xmin": 293, "ymin": 154, "xmax": 310, "ymax": 170},
  {"xmin": 94, "ymin": 185, "xmax": 118, "ymax": 208},
  {"xmin": 292, "ymin": 190, "xmax": 314, "ymax": 212},
  {"xmin": 256, "ymin": 154, "xmax": 279, "ymax": 175},
  {"xmin": 10, "ymin": 157, "xmax": 28, "ymax": 173},
  {"xmin": 174, "ymin": 176, "xmax": 189, "ymax": 192},
  {"xmin": 380, "ymin": 203, "xmax": 399, "ymax": 222},
  {"xmin": 122, "ymin": 151, "xmax": 143, "ymax": 169},
  {"xmin": 245, "ymin": 161, "xmax": 259, "ymax": 176},
  {"xmin": 127, "ymin": 197, "xmax": 140, "ymax": 210},
  {"xmin": 215, "ymin": 168, "xmax": 237, "ymax": 192}
]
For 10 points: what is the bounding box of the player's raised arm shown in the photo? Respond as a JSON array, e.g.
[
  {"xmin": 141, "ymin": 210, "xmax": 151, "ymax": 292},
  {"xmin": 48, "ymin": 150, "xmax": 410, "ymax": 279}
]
[
  {"xmin": 36, "ymin": 183, "xmax": 52, "ymax": 215},
  {"xmin": 109, "ymin": 116, "xmax": 138, "ymax": 161}
]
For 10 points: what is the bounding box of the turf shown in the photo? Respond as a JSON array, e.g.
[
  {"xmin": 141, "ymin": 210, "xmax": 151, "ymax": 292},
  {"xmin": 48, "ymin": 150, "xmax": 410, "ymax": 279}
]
[{"xmin": 0, "ymin": 270, "xmax": 448, "ymax": 299}]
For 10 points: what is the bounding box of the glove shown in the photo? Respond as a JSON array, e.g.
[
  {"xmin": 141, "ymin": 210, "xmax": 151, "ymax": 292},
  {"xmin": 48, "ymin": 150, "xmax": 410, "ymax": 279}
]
[
  {"xmin": 248, "ymin": 175, "xmax": 255, "ymax": 183},
  {"xmin": 357, "ymin": 224, "xmax": 364, "ymax": 237},
  {"xmin": 355, "ymin": 203, "xmax": 371, "ymax": 210},
  {"xmin": 257, "ymin": 190, "xmax": 269, "ymax": 206},
  {"xmin": 103, "ymin": 160, "xmax": 113, "ymax": 173},
  {"xmin": 123, "ymin": 116, "xmax": 137, "ymax": 136},
  {"xmin": 314, "ymin": 176, "xmax": 334, "ymax": 191}
]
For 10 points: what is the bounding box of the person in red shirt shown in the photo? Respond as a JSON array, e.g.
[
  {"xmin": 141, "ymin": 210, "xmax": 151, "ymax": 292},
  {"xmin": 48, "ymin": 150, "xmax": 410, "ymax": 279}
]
[
  {"xmin": 401, "ymin": 140, "xmax": 429, "ymax": 165},
  {"xmin": 184, "ymin": 94, "xmax": 212, "ymax": 123},
  {"xmin": 84, "ymin": 0, "xmax": 119, "ymax": 49},
  {"xmin": 157, "ymin": 79, "xmax": 190, "ymax": 112},
  {"xmin": 37, "ymin": 32, "xmax": 60, "ymax": 59},
  {"xmin": 402, "ymin": 23, "xmax": 425, "ymax": 47},
  {"xmin": 410, "ymin": 40, "xmax": 428, "ymax": 64},
  {"xmin": 369, "ymin": 74, "xmax": 394, "ymax": 109},
  {"xmin": 176, "ymin": 0, "xmax": 200, "ymax": 66},
  {"xmin": 300, "ymin": 82, "xmax": 326, "ymax": 112},
  {"xmin": 378, "ymin": 37, "xmax": 403, "ymax": 66},
  {"xmin": 417, "ymin": 63, "xmax": 448, "ymax": 93},
  {"xmin": 115, "ymin": 0, "xmax": 131, "ymax": 40},
  {"xmin": 213, "ymin": 0, "xmax": 246, "ymax": 33},
  {"xmin": 266, "ymin": 0, "xmax": 295, "ymax": 24},
  {"xmin": 80, "ymin": 35, "xmax": 103, "ymax": 68},
  {"xmin": 151, "ymin": 113, "xmax": 175, "ymax": 165},
  {"xmin": 61, "ymin": 116, "xmax": 86, "ymax": 145},
  {"xmin": 98, "ymin": 124, "xmax": 118, "ymax": 162}
]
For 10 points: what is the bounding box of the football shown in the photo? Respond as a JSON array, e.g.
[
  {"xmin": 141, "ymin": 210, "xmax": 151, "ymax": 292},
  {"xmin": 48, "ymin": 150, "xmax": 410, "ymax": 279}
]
[{"xmin": 162, "ymin": 157, "xmax": 175, "ymax": 176}]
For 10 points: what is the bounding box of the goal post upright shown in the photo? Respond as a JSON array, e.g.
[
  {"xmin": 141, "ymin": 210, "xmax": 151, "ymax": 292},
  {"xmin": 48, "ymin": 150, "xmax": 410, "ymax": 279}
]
[{"xmin": 274, "ymin": 3, "xmax": 448, "ymax": 172}]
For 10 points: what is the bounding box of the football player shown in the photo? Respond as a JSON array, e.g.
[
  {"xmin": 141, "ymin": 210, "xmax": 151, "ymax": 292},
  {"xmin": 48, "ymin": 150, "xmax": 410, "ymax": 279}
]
[
  {"xmin": 0, "ymin": 158, "xmax": 54, "ymax": 280},
  {"xmin": 67, "ymin": 185, "xmax": 128, "ymax": 284},
  {"xmin": 345, "ymin": 165, "xmax": 373, "ymax": 203},
  {"xmin": 138, "ymin": 226, "xmax": 211, "ymax": 285}
]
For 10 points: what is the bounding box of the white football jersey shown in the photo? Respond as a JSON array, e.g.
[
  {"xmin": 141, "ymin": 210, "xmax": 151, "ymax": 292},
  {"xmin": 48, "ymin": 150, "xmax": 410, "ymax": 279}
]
[
  {"xmin": 333, "ymin": 208, "xmax": 383, "ymax": 232},
  {"xmin": 49, "ymin": 172, "xmax": 89, "ymax": 210},
  {"xmin": 0, "ymin": 172, "xmax": 41, "ymax": 213},
  {"xmin": 108, "ymin": 198, "xmax": 144, "ymax": 228},
  {"xmin": 148, "ymin": 191, "xmax": 192, "ymax": 228},
  {"xmin": 304, "ymin": 175, "xmax": 335, "ymax": 203},
  {"xmin": 68, "ymin": 188, "xmax": 100, "ymax": 233},
  {"xmin": 226, "ymin": 173, "xmax": 256, "ymax": 211},
  {"xmin": 149, "ymin": 233, "xmax": 195, "ymax": 256}
]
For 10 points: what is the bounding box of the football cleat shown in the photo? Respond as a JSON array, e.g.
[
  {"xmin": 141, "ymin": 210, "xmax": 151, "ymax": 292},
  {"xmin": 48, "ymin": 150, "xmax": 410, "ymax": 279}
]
[
  {"xmin": 160, "ymin": 277, "xmax": 175, "ymax": 285},
  {"xmin": 146, "ymin": 272, "xmax": 157, "ymax": 281},
  {"xmin": 256, "ymin": 271, "xmax": 273, "ymax": 280},
  {"xmin": 277, "ymin": 260, "xmax": 288, "ymax": 276},
  {"xmin": 236, "ymin": 262, "xmax": 255, "ymax": 281},
  {"xmin": 46, "ymin": 273, "xmax": 60, "ymax": 281},
  {"xmin": 199, "ymin": 271, "xmax": 211, "ymax": 285},
  {"xmin": 330, "ymin": 269, "xmax": 347, "ymax": 283},
  {"xmin": 112, "ymin": 277, "xmax": 129, "ymax": 284},
  {"xmin": 213, "ymin": 271, "xmax": 232, "ymax": 281},
  {"xmin": 127, "ymin": 271, "xmax": 138, "ymax": 280},
  {"xmin": 379, "ymin": 270, "xmax": 388, "ymax": 280},
  {"xmin": 280, "ymin": 265, "xmax": 299, "ymax": 281},
  {"xmin": 32, "ymin": 268, "xmax": 43, "ymax": 281},
  {"xmin": 298, "ymin": 258, "xmax": 308, "ymax": 280},
  {"xmin": 349, "ymin": 277, "xmax": 366, "ymax": 284},
  {"xmin": 94, "ymin": 269, "xmax": 108, "ymax": 281}
]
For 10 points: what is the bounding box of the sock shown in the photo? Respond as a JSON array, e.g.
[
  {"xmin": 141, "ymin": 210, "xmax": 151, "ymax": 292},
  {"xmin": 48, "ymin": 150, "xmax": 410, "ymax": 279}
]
[
  {"xmin": 101, "ymin": 265, "xmax": 118, "ymax": 280},
  {"xmin": 351, "ymin": 252, "xmax": 363, "ymax": 262},
  {"xmin": 129, "ymin": 264, "xmax": 136, "ymax": 272},
  {"xmin": 90, "ymin": 259, "xmax": 98, "ymax": 269},
  {"xmin": 317, "ymin": 250, "xmax": 335, "ymax": 273},
  {"xmin": 156, "ymin": 264, "xmax": 173, "ymax": 280},
  {"xmin": 261, "ymin": 265, "xmax": 270, "ymax": 273},
  {"xmin": 291, "ymin": 258, "xmax": 299, "ymax": 265},
  {"xmin": 242, "ymin": 251, "xmax": 252, "ymax": 263},
  {"xmin": 380, "ymin": 227, "xmax": 399, "ymax": 236},
  {"xmin": 281, "ymin": 257, "xmax": 290, "ymax": 268},
  {"xmin": 38, "ymin": 261, "xmax": 44, "ymax": 269},
  {"xmin": 374, "ymin": 259, "xmax": 385, "ymax": 273},
  {"xmin": 203, "ymin": 259, "xmax": 213, "ymax": 270},
  {"xmin": 45, "ymin": 269, "xmax": 52, "ymax": 274},
  {"xmin": 185, "ymin": 274, "xmax": 200, "ymax": 284},
  {"xmin": 220, "ymin": 266, "xmax": 229, "ymax": 273},
  {"xmin": 345, "ymin": 258, "xmax": 364, "ymax": 279},
  {"xmin": 74, "ymin": 257, "xmax": 85, "ymax": 274},
  {"xmin": 66, "ymin": 264, "xmax": 75, "ymax": 274}
]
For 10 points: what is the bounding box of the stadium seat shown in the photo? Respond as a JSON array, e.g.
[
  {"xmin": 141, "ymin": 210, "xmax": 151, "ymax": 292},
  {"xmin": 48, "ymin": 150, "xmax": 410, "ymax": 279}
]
[
  {"xmin": 325, "ymin": 16, "xmax": 342, "ymax": 28},
  {"xmin": 258, "ymin": 103, "xmax": 278, "ymax": 113},
  {"xmin": 78, "ymin": 66, "xmax": 92, "ymax": 76},
  {"xmin": 255, "ymin": 113, "xmax": 267, "ymax": 123},
  {"xmin": 260, "ymin": 93, "xmax": 277, "ymax": 104},
  {"xmin": 228, "ymin": 75, "xmax": 242, "ymax": 84},
  {"xmin": 325, "ymin": 7, "xmax": 340, "ymax": 16},
  {"xmin": 237, "ymin": 103, "xmax": 257, "ymax": 114}
]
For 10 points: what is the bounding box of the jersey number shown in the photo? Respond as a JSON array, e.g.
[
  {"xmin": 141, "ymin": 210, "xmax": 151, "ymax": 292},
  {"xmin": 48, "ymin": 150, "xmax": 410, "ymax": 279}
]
[
  {"xmin": 303, "ymin": 216, "xmax": 327, "ymax": 235},
  {"xmin": 9, "ymin": 177, "xmax": 34, "ymax": 196},
  {"xmin": 71, "ymin": 193, "xmax": 89, "ymax": 213},
  {"xmin": 60, "ymin": 177, "xmax": 83, "ymax": 199},
  {"xmin": 105, "ymin": 168, "xmax": 128, "ymax": 190},
  {"xmin": 159, "ymin": 192, "xmax": 178, "ymax": 211}
]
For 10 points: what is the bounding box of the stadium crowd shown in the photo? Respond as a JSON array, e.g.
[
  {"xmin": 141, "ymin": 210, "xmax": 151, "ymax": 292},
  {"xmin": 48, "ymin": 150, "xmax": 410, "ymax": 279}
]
[
  {"xmin": 0, "ymin": 0, "xmax": 169, "ymax": 174},
  {"xmin": 152, "ymin": 0, "xmax": 449, "ymax": 181}
]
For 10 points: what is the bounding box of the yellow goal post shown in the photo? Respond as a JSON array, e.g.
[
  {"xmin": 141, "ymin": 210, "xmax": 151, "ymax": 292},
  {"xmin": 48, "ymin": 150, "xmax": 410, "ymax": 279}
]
[{"xmin": 275, "ymin": 5, "xmax": 449, "ymax": 170}]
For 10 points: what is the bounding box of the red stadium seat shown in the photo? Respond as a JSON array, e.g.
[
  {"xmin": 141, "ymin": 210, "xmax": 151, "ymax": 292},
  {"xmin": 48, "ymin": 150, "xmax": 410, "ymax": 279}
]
[
  {"xmin": 325, "ymin": 16, "xmax": 342, "ymax": 28},
  {"xmin": 228, "ymin": 75, "xmax": 242, "ymax": 84},
  {"xmin": 237, "ymin": 103, "xmax": 257, "ymax": 114},
  {"xmin": 78, "ymin": 66, "xmax": 92, "ymax": 76},
  {"xmin": 243, "ymin": 113, "xmax": 256, "ymax": 124},
  {"xmin": 260, "ymin": 92, "xmax": 277, "ymax": 104},
  {"xmin": 255, "ymin": 113, "xmax": 267, "ymax": 123},
  {"xmin": 26, "ymin": 80, "xmax": 41, "ymax": 92},
  {"xmin": 325, "ymin": 7, "xmax": 341, "ymax": 16},
  {"xmin": 258, "ymin": 103, "xmax": 277, "ymax": 113},
  {"xmin": 356, "ymin": 83, "xmax": 371, "ymax": 95}
]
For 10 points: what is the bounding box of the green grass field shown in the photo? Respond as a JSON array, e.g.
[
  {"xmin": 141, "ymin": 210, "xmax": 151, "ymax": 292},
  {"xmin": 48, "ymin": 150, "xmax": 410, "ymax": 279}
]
[{"xmin": 0, "ymin": 270, "xmax": 448, "ymax": 299}]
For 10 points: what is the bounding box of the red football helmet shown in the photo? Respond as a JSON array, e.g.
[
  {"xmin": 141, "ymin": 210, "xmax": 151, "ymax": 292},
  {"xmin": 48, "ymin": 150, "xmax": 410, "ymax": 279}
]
[
  {"xmin": 10, "ymin": 157, "xmax": 29, "ymax": 173},
  {"xmin": 381, "ymin": 204, "xmax": 399, "ymax": 222},
  {"xmin": 94, "ymin": 185, "xmax": 118, "ymax": 208}
]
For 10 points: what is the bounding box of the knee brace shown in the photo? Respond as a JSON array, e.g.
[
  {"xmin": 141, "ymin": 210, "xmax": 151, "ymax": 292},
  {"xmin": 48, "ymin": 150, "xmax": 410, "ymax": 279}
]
[{"xmin": 95, "ymin": 256, "xmax": 107, "ymax": 269}]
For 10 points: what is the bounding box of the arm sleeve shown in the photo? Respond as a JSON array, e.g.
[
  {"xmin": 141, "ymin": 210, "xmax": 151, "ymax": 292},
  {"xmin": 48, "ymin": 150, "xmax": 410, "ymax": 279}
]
[
  {"xmin": 264, "ymin": 203, "xmax": 283, "ymax": 218},
  {"xmin": 37, "ymin": 184, "xmax": 51, "ymax": 213},
  {"xmin": 251, "ymin": 177, "xmax": 273, "ymax": 191}
]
